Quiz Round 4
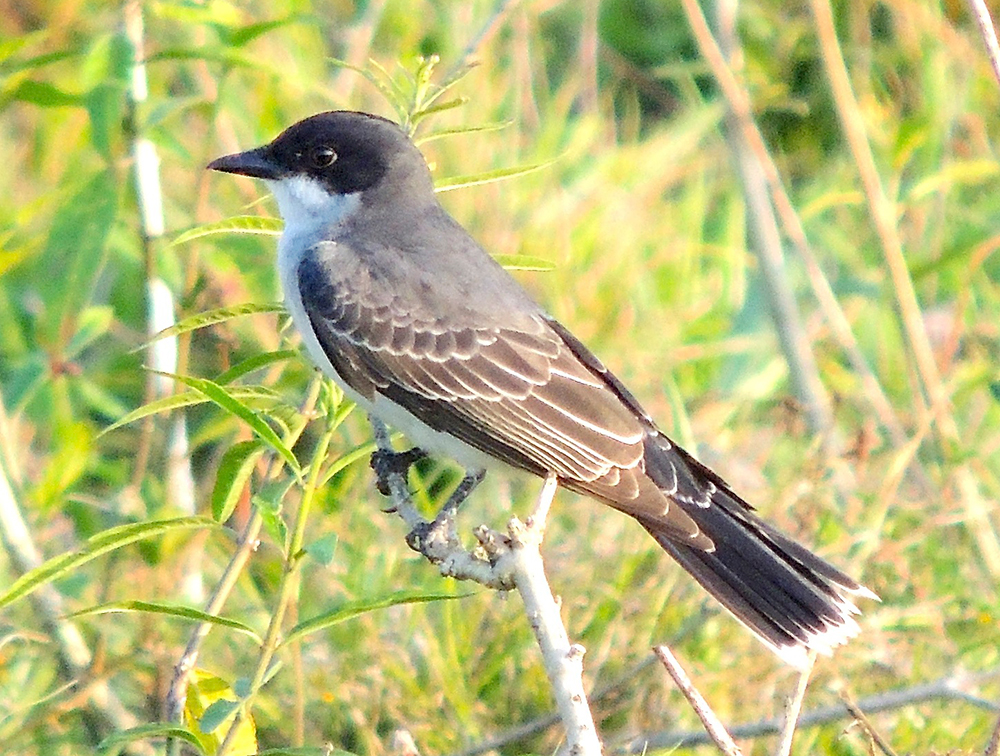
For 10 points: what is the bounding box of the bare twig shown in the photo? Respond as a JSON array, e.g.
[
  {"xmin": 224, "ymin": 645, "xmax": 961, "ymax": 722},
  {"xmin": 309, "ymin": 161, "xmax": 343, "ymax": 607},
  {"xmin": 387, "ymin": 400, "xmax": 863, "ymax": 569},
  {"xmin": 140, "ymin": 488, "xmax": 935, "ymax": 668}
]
[
  {"xmin": 370, "ymin": 418, "xmax": 602, "ymax": 756},
  {"xmin": 985, "ymin": 706, "xmax": 1000, "ymax": 756},
  {"xmin": 620, "ymin": 672, "xmax": 998, "ymax": 751},
  {"xmin": 443, "ymin": 610, "xmax": 717, "ymax": 756},
  {"xmin": 652, "ymin": 645, "xmax": 742, "ymax": 756},
  {"xmin": 774, "ymin": 652, "xmax": 814, "ymax": 756},
  {"xmin": 967, "ymin": 0, "xmax": 1000, "ymax": 92},
  {"xmin": 841, "ymin": 692, "xmax": 900, "ymax": 756}
]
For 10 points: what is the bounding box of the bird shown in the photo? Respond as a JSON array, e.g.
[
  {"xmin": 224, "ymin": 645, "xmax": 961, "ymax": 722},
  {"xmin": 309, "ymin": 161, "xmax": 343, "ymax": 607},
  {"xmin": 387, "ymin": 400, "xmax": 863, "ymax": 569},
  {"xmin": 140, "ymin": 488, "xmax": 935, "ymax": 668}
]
[{"xmin": 208, "ymin": 110, "xmax": 874, "ymax": 668}]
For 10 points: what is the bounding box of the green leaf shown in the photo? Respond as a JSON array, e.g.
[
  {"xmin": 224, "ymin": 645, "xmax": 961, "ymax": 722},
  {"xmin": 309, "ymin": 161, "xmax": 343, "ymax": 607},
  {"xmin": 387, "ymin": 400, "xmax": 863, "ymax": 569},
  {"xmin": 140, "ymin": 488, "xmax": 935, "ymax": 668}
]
[
  {"xmin": 282, "ymin": 590, "xmax": 468, "ymax": 646},
  {"xmin": 415, "ymin": 120, "xmax": 513, "ymax": 144},
  {"xmin": 214, "ymin": 349, "xmax": 298, "ymax": 384},
  {"xmin": 0, "ymin": 517, "xmax": 216, "ymax": 611},
  {"xmin": 4, "ymin": 354, "xmax": 47, "ymax": 412},
  {"xmin": 140, "ymin": 302, "xmax": 286, "ymax": 349},
  {"xmin": 167, "ymin": 216, "xmax": 283, "ymax": 249},
  {"xmin": 184, "ymin": 671, "xmax": 256, "ymax": 755},
  {"xmin": 410, "ymin": 95, "xmax": 469, "ymax": 125},
  {"xmin": 227, "ymin": 16, "xmax": 306, "ymax": 47},
  {"xmin": 97, "ymin": 723, "xmax": 206, "ymax": 755},
  {"xmin": 434, "ymin": 159, "xmax": 556, "ymax": 193},
  {"xmin": 41, "ymin": 170, "xmax": 118, "ymax": 345},
  {"xmin": 101, "ymin": 386, "xmax": 281, "ymax": 436},
  {"xmin": 160, "ymin": 372, "xmax": 301, "ymax": 476},
  {"xmin": 303, "ymin": 532, "xmax": 338, "ymax": 566},
  {"xmin": 318, "ymin": 441, "xmax": 375, "ymax": 488},
  {"xmin": 328, "ymin": 58, "xmax": 408, "ymax": 121},
  {"xmin": 64, "ymin": 305, "xmax": 113, "ymax": 359},
  {"xmin": 66, "ymin": 600, "xmax": 262, "ymax": 643},
  {"xmin": 212, "ymin": 441, "xmax": 265, "ymax": 522},
  {"xmin": 7, "ymin": 79, "xmax": 83, "ymax": 107},
  {"xmin": 253, "ymin": 477, "xmax": 295, "ymax": 547},
  {"xmin": 199, "ymin": 699, "xmax": 240, "ymax": 734},
  {"xmin": 493, "ymin": 254, "xmax": 556, "ymax": 272}
]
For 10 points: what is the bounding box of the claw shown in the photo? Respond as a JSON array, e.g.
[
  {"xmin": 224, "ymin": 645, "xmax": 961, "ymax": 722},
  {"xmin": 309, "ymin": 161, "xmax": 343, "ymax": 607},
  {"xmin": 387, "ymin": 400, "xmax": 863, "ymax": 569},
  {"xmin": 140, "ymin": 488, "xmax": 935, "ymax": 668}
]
[{"xmin": 370, "ymin": 447, "xmax": 427, "ymax": 496}]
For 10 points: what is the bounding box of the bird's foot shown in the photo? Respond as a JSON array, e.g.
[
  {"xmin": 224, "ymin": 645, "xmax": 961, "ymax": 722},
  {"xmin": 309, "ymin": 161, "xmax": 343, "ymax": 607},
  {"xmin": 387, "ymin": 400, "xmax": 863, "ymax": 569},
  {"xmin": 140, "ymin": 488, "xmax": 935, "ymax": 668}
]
[
  {"xmin": 370, "ymin": 447, "xmax": 427, "ymax": 497},
  {"xmin": 405, "ymin": 469, "xmax": 486, "ymax": 553}
]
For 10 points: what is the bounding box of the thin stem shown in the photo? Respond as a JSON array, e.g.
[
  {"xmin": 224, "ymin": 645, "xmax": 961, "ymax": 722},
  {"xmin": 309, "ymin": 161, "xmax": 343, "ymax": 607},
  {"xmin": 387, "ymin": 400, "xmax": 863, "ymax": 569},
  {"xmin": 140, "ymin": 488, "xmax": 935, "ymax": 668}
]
[
  {"xmin": 216, "ymin": 421, "xmax": 336, "ymax": 756},
  {"xmin": 774, "ymin": 652, "xmax": 814, "ymax": 756},
  {"xmin": 166, "ymin": 379, "xmax": 323, "ymax": 756},
  {"xmin": 653, "ymin": 645, "xmax": 742, "ymax": 756}
]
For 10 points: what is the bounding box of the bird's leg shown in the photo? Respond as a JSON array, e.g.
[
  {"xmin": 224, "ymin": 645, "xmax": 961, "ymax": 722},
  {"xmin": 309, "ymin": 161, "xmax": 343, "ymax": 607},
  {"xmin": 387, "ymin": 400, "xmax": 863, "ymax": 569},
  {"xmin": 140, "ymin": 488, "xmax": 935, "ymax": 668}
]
[
  {"xmin": 370, "ymin": 446, "xmax": 427, "ymax": 497},
  {"xmin": 407, "ymin": 468, "xmax": 486, "ymax": 553}
]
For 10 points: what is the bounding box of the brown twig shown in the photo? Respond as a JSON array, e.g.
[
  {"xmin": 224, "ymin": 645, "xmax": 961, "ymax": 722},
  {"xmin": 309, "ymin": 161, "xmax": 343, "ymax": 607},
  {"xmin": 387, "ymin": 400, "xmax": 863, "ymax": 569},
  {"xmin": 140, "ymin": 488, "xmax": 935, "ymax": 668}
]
[
  {"xmin": 841, "ymin": 691, "xmax": 900, "ymax": 756},
  {"xmin": 985, "ymin": 706, "xmax": 1000, "ymax": 756},
  {"xmin": 652, "ymin": 645, "xmax": 742, "ymax": 756}
]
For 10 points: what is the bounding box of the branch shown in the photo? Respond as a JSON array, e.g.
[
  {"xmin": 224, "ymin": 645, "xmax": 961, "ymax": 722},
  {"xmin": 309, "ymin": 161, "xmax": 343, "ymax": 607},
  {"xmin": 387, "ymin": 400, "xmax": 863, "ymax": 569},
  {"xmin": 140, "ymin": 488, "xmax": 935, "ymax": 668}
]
[
  {"xmin": 774, "ymin": 653, "xmax": 814, "ymax": 756},
  {"xmin": 652, "ymin": 645, "xmax": 742, "ymax": 756},
  {"xmin": 967, "ymin": 0, "xmax": 1000, "ymax": 92},
  {"xmin": 620, "ymin": 672, "xmax": 999, "ymax": 752},
  {"xmin": 369, "ymin": 418, "xmax": 602, "ymax": 756}
]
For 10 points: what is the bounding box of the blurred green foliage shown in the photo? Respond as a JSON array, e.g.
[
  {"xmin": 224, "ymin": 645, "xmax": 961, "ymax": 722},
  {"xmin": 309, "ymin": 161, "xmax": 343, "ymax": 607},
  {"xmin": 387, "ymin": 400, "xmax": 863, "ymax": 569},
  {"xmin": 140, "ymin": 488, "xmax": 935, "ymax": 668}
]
[{"xmin": 1, "ymin": 1, "xmax": 999, "ymax": 755}]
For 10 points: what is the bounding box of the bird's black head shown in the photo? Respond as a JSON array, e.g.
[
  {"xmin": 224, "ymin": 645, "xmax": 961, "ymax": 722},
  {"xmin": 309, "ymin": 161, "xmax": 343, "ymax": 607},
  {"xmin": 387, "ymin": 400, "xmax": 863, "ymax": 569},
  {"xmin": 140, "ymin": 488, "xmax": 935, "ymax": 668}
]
[{"xmin": 208, "ymin": 111, "xmax": 431, "ymax": 197}]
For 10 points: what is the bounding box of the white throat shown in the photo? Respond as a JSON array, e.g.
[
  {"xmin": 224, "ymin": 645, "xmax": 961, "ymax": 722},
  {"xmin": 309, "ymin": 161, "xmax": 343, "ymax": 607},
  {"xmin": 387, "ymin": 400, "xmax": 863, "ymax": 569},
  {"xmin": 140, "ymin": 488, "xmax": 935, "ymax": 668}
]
[{"xmin": 265, "ymin": 174, "xmax": 361, "ymax": 245}]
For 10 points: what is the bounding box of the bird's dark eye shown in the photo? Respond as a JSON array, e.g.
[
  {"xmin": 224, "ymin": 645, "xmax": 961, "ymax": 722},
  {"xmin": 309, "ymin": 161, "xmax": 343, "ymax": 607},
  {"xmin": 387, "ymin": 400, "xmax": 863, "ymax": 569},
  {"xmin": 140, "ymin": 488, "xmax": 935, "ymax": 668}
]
[{"xmin": 310, "ymin": 146, "xmax": 337, "ymax": 168}]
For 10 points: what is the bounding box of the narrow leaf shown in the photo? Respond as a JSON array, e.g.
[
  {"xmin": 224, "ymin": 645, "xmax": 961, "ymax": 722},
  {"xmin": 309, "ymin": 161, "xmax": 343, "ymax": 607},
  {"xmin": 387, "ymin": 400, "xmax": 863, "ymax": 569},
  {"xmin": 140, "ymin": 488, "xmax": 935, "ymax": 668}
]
[
  {"xmin": 97, "ymin": 724, "xmax": 205, "ymax": 755},
  {"xmin": 161, "ymin": 372, "xmax": 300, "ymax": 476},
  {"xmin": 101, "ymin": 386, "xmax": 281, "ymax": 436},
  {"xmin": 318, "ymin": 441, "xmax": 376, "ymax": 488},
  {"xmin": 0, "ymin": 517, "xmax": 216, "ymax": 611},
  {"xmin": 167, "ymin": 216, "xmax": 282, "ymax": 249},
  {"xmin": 212, "ymin": 441, "xmax": 265, "ymax": 522},
  {"xmin": 282, "ymin": 590, "xmax": 467, "ymax": 646},
  {"xmin": 415, "ymin": 120, "xmax": 513, "ymax": 144},
  {"xmin": 214, "ymin": 349, "xmax": 298, "ymax": 384},
  {"xmin": 66, "ymin": 600, "xmax": 262, "ymax": 643},
  {"xmin": 139, "ymin": 302, "xmax": 285, "ymax": 350},
  {"xmin": 8, "ymin": 79, "xmax": 83, "ymax": 107},
  {"xmin": 493, "ymin": 254, "xmax": 556, "ymax": 272},
  {"xmin": 434, "ymin": 159, "xmax": 556, "ymax": 193}
]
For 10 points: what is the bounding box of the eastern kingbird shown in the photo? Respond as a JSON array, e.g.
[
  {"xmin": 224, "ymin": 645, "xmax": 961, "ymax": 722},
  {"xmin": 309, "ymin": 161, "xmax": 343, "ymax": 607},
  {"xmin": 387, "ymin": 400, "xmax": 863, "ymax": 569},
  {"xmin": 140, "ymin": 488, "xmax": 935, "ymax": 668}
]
[{"xmin": 208, "ymin": 110, "xmax": 874, "ymax": 667}]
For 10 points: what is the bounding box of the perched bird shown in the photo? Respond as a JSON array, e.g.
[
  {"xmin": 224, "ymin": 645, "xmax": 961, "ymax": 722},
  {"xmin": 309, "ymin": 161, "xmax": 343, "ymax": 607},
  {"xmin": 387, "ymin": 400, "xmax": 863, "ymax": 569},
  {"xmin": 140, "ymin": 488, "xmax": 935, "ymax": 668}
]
[{"xmin": 208, "ymin": 110, "xmax": 874, "ymax": 667}]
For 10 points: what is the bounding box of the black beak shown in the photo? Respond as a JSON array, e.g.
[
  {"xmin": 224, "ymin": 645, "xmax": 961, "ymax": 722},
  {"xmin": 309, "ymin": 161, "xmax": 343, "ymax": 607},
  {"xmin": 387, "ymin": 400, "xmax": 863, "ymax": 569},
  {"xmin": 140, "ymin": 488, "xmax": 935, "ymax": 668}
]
[{"xmin": 207, "ymin": 147, "xmax": 281, "ymax": 179}]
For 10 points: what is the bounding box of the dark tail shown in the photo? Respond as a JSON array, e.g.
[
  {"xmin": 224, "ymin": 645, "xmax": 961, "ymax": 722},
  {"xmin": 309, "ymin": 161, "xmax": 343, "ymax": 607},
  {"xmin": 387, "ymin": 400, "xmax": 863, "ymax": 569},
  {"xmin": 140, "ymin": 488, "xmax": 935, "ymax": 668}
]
[{"xmin": 640, "ymin": 439, "xmax": 875, "ymax": 668}]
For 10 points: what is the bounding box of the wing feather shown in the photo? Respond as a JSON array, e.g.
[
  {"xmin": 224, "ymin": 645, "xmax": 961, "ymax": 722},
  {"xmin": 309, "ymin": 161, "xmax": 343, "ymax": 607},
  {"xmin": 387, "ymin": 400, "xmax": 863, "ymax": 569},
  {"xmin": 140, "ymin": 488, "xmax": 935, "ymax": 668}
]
[{"xmin": 297, "ymin": 246, "xmax": 707, "ymax": 542}]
